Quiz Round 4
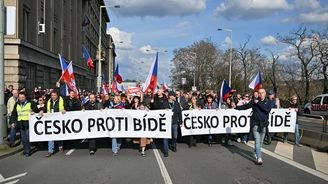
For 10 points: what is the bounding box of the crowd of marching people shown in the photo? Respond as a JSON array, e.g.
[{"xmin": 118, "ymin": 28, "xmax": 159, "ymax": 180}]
[{"xmin": 4, "ymin": 84, "xmax": 301, "ymax": 165}]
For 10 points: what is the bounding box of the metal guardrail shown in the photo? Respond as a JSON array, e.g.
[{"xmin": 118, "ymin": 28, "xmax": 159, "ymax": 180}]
[{"xmin": 300, "ymin": 113, "xmax": 322, "ymax": 119}]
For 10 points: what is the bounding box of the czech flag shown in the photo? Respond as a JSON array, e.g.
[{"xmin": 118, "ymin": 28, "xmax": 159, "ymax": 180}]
[
  {"xmin": 162, "ymin": 80, "xmax": 168, "ymax": 91},
  {"xmin": 114, "ymin": 64, "xmax": 123, "ymax": 84},
  {"xmin": 82, "ymin": 45, "xmax": 94, "ymax": 70},
  {"xmin": 61, "ymin": 62, "xmax": 78, "ymax": 96},
  {"xmin": 59, "ymin": 54, "xmax": 69, "ymax": 73},
  {"xmin": 110, "ymin": 81, "xmax": 125, "ymax": 92},
  {"xmin": 58, "ymin": 54, "xmax": 70, "ymax": 95},
  {"xmin": 249, "ymin": 71, "xmax": 262, "ymax": 91},
  {"xmin": 101, "ymin": 74, "xmax": 109, "ymax": 101},
  {"xmin": 219, "ymin": 80, "xmax": 236, "ymax": 109},
  {"xmin": 142, "ymin": 52, "xmax": 158, "ymax": 93}
]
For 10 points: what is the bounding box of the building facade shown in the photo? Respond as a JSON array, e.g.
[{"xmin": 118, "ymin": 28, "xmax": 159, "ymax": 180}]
[{"xmin": 4, "ymin": 0, "xmax": 115, "ymax": 93}]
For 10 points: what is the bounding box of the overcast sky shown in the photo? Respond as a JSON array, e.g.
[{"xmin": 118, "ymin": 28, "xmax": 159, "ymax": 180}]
[{"xmin": 105, "ymin": 0, "xmax": 327, "ymax": 84}]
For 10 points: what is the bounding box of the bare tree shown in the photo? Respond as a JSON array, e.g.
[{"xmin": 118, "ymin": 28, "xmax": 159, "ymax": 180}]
[
  {"xmin": 265, "ymin": 51, "xmax": 279, "ymax": 95},
  {"xmin": 237, "ymin": 38, "xmax": 250, "ymax": 93},
  {"xmin": 278, "ymin": 26, "xmax": 317, "ymax": 102},
  {"xmin": 313, "ymin": 30, "xmax": 328, "ymax": 93},
  {"xmin": 170, "ymin": 39, "xmax": 220, "ymax": 91}
]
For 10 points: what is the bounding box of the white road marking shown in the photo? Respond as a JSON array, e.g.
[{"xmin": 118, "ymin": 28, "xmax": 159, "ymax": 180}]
[
  {"xmin": 311, "ymin": 149, "xmax": 328, "ymax": 174},
  {"xmin": 65, "ymin": 149, "xmax": 75, "ymax": 156},
  {"xmin": 4, "ymin": 179, "xmax": 19, "ymax": 184},
  {"xmin": 274, "ymin": 142, "xmax": 294, "ymax": 160},
  {"xmin": 0, "ymin": 172, "xmax": 27, "ymax": 183},
  {"xmin": 246, "ymin": 142, "xmax": 328, "ymax": 181},
  {"xmin": 0, "ymin": 174, "xmax": 4, "ymax": 180},
  {"xmin": 151, "ymin": 142, "xmax": 173, "ymax": 184}
]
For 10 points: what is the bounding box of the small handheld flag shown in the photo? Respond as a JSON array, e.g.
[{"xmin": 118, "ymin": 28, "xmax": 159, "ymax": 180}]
[
  {"xmin": 249, "ymin": 72, "xmax": 262, "ymax": 91},
  {"xmin": 114, "ymin": 64, "xmax": 123, "ymax": 84},
  {"xmin": 219, "ymin": 80, "xmax": 236, "ymax": 109}
]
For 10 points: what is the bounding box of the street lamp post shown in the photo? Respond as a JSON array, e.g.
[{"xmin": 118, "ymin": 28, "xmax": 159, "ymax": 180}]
[
  {"xmin": 0, "ymin": 0, "xmax": 5, "ymax": 145},
  {"xmin": 98, "ymin": 5, "xmax": 120, "ymax": 93},
  {"xmin": 188, "ymin": 52, "xmax": 197, "ymax": 91},
  {"xmin": 218, "ymin": 28, "xmax": 232, "ymax": 86}
]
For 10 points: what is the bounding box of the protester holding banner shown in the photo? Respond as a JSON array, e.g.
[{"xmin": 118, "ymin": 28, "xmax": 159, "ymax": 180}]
[
  {"xmin": 42, "ymin": 90, "xmax": 66, "ymax": 157},
  {"xmin": 237, "ymin": 94, "xmax": 251, "ymax": 144},
  {"xmin": 204, "ymin": 94, "xmax": 218, "ymax": 147},
  {"xmin": 83, "ymin": 93, "xmax": 103, "ymax": 155},
  {"xmin": 163, "ymin": 91, "xmax": 182, "ymax": 157},
  {"xmin": 151, "ymin": 89, "xmax": 168, "ymax": 110},
  {"xmin": 65, "ymin": 90, "xmax": 82, "ymax": 112},
  {"xmin": 187, "ymin": 96, "xmax": 199, "ymax": 147},
  {"xmin": 132, "ymin": 102, "xmax": 151, "ymax": 157},
  {"xmin": 112, "ymin": 95, "xmax": 124, "ymax": 156},
  {"xmin": 10, "ymin": 92, "xmax": 38, "ymax": 157},
  {"xmin": 287, "ymin": 95, "xmax": 302, "ymax": 147},
  {"xmin": 120, "ymin": 94, "xmax": 130, "ymax": 109},
  {"xmin": 131, "ymin": 96, "xmax": 142, "ymax": 110},
  {"xmin": 103, "ymin": 93, "xmax": 115, "ymax": 109},
  {"xmin": 235, "ymin": 88, "xmax": 272, "ymax": 165},
  {"xmin": 220, "ymin": 97, "xmax": 235, "ymax": 146},
  {"xmin": 36, "ymin": 96, "xmax": 46, "ymax": 112}
]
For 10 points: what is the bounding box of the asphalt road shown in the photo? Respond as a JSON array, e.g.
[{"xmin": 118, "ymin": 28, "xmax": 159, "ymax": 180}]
[
  {"xmin": 0, "ymin": 138, "xmax": 327, "ymax": 184},
  {"xmin": 298, "ymin": 116, "xmax": 326, "ymax": 133}
]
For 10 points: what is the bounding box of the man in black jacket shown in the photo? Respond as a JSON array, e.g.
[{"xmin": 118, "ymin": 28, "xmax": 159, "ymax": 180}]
[
  {"xmin": 65, "ymin": 90, "xmax": 82, "ymax": 111},
  {"xmin": 163, "ymin": 91, "xmax": 182, "ymax": 157},
  {"xmin": 83, "ymin": 94, "xmax": 103, "ymax": 155},
  {"xmin": 151, "ymin": 89, "xmax": 169, "ymax": 110},
  {"xmin": 10, "ymin": 92, "xmax": 38, "ymax": 156},
  {"xmin": 235, "ymin": 88, "xmax": 272, "ymax": 165}
]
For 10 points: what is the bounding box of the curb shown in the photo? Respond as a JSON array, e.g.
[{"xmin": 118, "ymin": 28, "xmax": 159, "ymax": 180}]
[
  {"xmin": 0, "ymin": 146, "xmax": 23, "ymax": 160},
  {"xmin": 276, "ymin": 130, "xmax": 328, "ymax": 152}
]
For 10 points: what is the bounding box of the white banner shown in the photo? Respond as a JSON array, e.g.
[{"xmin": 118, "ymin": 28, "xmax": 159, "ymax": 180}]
[
  {"xmin": 181, "ymin": 109, "xmax": 296, "ymax": 136},
  {"xmin": 29, "ymin": 109, "xmax": 173, "ymax": 142}
]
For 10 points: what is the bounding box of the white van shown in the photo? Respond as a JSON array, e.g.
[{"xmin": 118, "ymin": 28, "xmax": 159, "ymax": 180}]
[{"xmin": 304, "ymin": 94, "xmax": 328, "ymax": 116}]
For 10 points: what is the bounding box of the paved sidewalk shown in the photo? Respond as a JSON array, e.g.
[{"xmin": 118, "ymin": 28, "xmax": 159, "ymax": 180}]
[{"xmin": 0, "ymin": 144, "xmax": 23, "ymax": 159}]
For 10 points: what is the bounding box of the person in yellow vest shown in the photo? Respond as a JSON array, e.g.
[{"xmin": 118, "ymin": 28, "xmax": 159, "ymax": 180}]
[
  {"xmin": 40, "ymin": 90, "xmax": 66, "ymax": 157},
  {"xmin": 10, "ymin": 92, "xmax": 38, "ymax": 157}
]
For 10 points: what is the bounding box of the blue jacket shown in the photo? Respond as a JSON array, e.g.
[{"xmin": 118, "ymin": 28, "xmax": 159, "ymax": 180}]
[
  {"xmin": 204, "ymin": 102, "xmax": 218, "ymax": 109},
  {"xmin": 236, "ymin": 99, "xmax": 272, "ymax": 122}
]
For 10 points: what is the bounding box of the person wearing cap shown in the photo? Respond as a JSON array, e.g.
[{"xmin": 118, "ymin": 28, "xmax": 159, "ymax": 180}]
[{"xmin": 163, "ymin": 91, "xmax": 182, "ymax": 157}]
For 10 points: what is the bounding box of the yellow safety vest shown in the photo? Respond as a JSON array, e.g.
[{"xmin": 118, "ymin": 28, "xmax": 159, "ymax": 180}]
[
  {"xmin": 47, "ymin": 97, "xmax": 64, "ymax": 113},
  {"xmin": 17, "ymin": 102, "xmax": 32, "ymax": 121}
]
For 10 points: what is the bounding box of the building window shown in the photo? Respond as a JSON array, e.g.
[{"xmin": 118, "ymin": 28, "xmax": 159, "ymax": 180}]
[
  {"xmin": 25, "ymin": 63, "xmax": 36, "ymax": 95},
  {"xmin": 23, "ymin": 8, "xmax": 29, "ymax": 41},
  {"xmin": 52, "ymin": 28, "xmax": 57, "ymax": 52}
]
